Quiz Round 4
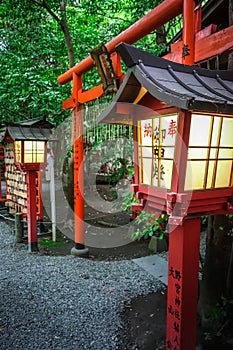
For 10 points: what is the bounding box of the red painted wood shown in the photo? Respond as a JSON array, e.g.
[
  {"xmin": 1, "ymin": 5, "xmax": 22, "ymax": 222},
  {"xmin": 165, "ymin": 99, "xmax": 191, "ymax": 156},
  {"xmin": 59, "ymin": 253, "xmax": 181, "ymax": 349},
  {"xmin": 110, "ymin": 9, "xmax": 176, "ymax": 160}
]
[
  {"xmin": 182, "ymin": 0, "xmax": 195, "ymax": 65},
  {"xmin": 195, "ymin": 25, "xmax": 233, "ymax": 62},
  {"xmin": 163, "ymin": 51, "xmax": 182, "ymax": 64},
  {"xmin": 191, "ymin": 188, "xmax": 233, "ymax": 200},
  {"xmin": 111, "ymin": 52, "xmax": 122, "ymax": 78},
  {"xmin": 62, "ymin": 97, "xmax": 76, "ymax": 110},
  {"xmin": 78, "ymin": 85, "xmax": 103, "ymax": 104},
  {"xmin": 164, "ymin": 25, "xmax": 233, "ymax": 65},
  {"xmin": 194, "ymin": 3, "xmax": 202, "ymax": 34},
  {"xmin": 166, "ymin": 216, "xmax": 201, "ymax": 350},
  {"xmin": 59, "ymin": 22, "xmax": 233, "ymax": 106},
  {"xmin": 26, "ymin": 171, "xmax": 38, "ymax": 247},
  {"xmin": 73, "ymin": 73, "xmax": 85, "ymax": 246},
  {"xmin": 137, "ymin": 185, "xmax": 167, "ymax": 198},
  {"xmin": 195, "ymin": 24, "xmax": 217, "ymax": 41},
  {"xmin": 0, "ymin": 167, "xmax": 2, "ymax": 200},
  {"xmin": 163, "ymin": 41, "xmax": 183, "ymax": 63},
  {"xmin": 57, "ymin": 2, "xmax": 233, "ymax": 348},
  {"xmin": 130, "ymin": 186, "xmax": 233, "ymax": 216},
  {"xmin": 189, "ymin": 196, "xmax": 231, "ymax": 208}
]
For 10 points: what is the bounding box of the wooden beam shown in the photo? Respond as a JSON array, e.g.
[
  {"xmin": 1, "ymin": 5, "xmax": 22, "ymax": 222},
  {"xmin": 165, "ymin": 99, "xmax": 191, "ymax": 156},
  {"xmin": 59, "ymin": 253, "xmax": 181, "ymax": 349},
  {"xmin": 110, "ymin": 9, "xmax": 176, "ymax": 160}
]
[
  {"xmin": 61, "ymin": 25, "xmax": 233, "ymax": 108},
  {"xmin": 164, "ymin": 25, "xmax": 233, "ymax": 64},
  {"xmin": 195, "ymin": 25, "xmax": 233, "ymax": 62},
  {"xmin": 195, "ymin": 23, "xmax": 217, "ymax": 40},
  {"xmin": 163, "ymin": 41, "xmax": 183, "ymax": 63},
  {"xmin": 78, "ymin": 85, "xmax": 103, "ymax": 104},
  {"xmin": 62, "ymin": 97, "xmax": 76, "ymax": 110}
]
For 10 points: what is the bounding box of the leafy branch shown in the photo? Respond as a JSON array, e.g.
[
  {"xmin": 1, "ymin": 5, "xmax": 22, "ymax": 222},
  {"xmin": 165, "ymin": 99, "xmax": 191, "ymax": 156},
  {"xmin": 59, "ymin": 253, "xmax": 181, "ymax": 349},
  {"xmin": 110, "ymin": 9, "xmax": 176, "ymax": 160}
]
[
  {"xmin": 30, "ymin": 0, "xmax": 75, "ymax": 67},
  {"xmin": 131, "ymin": 211, "xmax": 168, "ymax": 241}
]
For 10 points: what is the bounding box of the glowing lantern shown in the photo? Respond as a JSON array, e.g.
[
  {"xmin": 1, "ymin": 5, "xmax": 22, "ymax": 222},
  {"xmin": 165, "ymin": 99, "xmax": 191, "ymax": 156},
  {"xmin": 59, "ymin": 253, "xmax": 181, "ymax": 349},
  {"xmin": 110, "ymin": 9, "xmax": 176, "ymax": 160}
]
[
  {"xmin": 14, "ymin": 140, "xmax": 46, "ymax": 169},
  {"xmin": 100, "ymin": 43, "xmax": 233, "ymax": 350}
]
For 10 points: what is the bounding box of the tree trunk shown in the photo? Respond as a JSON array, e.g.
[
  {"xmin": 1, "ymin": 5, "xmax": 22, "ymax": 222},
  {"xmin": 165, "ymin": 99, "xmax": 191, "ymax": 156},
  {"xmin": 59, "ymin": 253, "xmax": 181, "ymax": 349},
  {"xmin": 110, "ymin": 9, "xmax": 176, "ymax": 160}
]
[
  {"xmin": 156, "ymin": 25, "xmax": 167, "ymax": 47},
  {"xmin": 31, "ymin": 0, "xmax": 75, "ymax": 68},
  {"xmin": 59, "ymin": 0, "xmax": 75, "ymax": 68},
  {"xmin": 199, "ymin": 216, "xmax": 232, "ymax": 316}
]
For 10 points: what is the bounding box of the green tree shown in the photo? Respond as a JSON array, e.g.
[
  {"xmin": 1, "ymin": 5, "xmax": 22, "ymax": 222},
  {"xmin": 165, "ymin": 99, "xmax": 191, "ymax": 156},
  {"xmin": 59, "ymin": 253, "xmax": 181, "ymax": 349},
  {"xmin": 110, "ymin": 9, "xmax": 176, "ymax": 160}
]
[{"xmin": 0, "ymin": 0, "xmax": 71, "ymax": 123}]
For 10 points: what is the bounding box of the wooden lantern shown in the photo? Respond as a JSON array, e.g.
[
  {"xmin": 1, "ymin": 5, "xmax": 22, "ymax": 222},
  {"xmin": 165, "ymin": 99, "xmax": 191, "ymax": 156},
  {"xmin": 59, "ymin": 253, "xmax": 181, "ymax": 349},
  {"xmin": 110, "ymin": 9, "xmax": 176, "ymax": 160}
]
[
  {"xmin": 100, "ymin": 43, "xmax": 233, "ymax": 350},
  {"xmin": 0, "ymin": 118, "xmax": 54, "ymax": 252}
]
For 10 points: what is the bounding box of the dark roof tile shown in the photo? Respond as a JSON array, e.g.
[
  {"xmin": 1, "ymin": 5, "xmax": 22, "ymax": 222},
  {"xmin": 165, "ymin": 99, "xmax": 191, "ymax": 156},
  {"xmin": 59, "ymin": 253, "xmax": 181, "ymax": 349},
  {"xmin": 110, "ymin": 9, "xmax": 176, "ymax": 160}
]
[{"xmin": 122, "ymin": 43, "xmax": 232, "ymax": 109}]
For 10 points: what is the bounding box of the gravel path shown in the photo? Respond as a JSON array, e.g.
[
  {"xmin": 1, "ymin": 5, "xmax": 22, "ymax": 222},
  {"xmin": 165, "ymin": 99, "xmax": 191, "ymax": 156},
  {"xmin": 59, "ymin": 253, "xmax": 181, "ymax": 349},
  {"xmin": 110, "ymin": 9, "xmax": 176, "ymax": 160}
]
[{"xmin": 0, "ymin": 221, "xmax": 165, "ymax": 350}]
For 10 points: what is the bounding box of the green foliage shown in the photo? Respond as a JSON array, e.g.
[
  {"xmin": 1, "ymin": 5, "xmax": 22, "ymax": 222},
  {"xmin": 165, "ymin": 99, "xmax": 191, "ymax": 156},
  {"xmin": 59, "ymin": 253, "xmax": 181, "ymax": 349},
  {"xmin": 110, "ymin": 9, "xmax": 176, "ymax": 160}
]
[
  {"xmin": 119, "ymin": 191, "xmax": 140, "ymax": 212},
  {"xmin": 218, "ymin": 214, "xmax": 233, "ymax": 236},
  {"xmin": 113, "ymin": 190, "xmax": 140, "ymax": 215},
  {"xmin": 204, "ymin": 292, "xmax": 233, "ymax": 336},
  {"xmin": 131, "ymin": 211, "xmax": 168, "ymax": 241},
  {"xmin": 227, "ymin": 214, "xmax": 233, "ymax": 236},
  {"xmin": 38, "ymin": 239, "xmax": 67, "ymax": 247},
  {"xmin": 0, "ymin": 0, "xmax": 183, "ymax": 124},
  {"xmin": 0, "ymin": 0, "xmax": 70, "ymax": 123},
  {"xmin": 204, "ymin": 306, "xmax": 225, "ymax": 325},
  {"xmin": 104, "ymin": 158, "xmax": 132, "ymax": 184},
  {"xmin": 201, "ymin": 215, "xmax": 208, "ymax": 226}
]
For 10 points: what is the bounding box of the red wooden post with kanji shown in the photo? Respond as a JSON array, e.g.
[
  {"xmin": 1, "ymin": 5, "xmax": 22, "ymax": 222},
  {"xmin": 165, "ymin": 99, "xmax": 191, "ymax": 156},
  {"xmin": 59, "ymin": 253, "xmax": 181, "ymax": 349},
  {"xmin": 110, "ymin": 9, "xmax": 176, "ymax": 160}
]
[
  {"xmin": 71, "ymin": 73, "xmax": 89, "ymax": 256},
  {"xmin": 166, "ymin": 216, "xmax": 201, "ymax": 350},
  {"xmin": 26, "ymin": 171, "xmax": 38, "ymax": 252}
]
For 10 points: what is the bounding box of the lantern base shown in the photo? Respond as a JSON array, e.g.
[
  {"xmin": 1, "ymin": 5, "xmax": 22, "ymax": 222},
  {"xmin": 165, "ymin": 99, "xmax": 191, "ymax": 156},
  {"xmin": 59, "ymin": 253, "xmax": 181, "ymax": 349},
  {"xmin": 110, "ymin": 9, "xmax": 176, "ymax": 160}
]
[
  {"xmin": 28, "ymin": 242, "xmax": 39, "ymax": 253},
  {"xmin": 71, "ymin": 243, "xmax": 89, "ymax": 257}
]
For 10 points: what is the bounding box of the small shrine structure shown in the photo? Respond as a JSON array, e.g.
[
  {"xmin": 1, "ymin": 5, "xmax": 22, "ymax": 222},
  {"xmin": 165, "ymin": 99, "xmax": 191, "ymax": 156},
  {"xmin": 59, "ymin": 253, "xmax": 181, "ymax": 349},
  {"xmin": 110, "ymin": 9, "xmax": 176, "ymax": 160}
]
[{"xmin": 0, "ymin": 118, "xmax": 54, "ymax": 252}]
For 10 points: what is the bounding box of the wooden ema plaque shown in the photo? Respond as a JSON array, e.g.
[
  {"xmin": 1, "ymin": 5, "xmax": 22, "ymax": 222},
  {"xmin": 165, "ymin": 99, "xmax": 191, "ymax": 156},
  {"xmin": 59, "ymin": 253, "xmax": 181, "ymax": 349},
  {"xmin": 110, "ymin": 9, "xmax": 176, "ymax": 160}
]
[{"xmin": 4, "ymin": 144, "xmax": 42, "ymax": 219}]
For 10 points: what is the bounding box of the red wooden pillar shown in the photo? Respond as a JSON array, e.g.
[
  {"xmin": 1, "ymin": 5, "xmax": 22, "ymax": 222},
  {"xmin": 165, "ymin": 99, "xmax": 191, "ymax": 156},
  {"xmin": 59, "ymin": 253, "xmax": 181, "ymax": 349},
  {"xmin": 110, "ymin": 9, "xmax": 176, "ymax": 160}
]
[
  {"xmin": 73, "ymin": 106, "xmax": 85, "ymax": 248},
  {"xmin": 194, "ymin": 2, "xmax": 202, "ymax": 34},
  {"xmin": 71, "ymin": 73, "xmax": 88, "ymax": 256},
  {"xmin": 182, "ymin": 0, "xmax": 195, "ymax": 65},
  {"xmin": 26, "ymin": 171, "xmax": 38, "ymax": 252},
  {"xmin": 166, "ymin": 216, "xmax": 201, "ymax": 350}
]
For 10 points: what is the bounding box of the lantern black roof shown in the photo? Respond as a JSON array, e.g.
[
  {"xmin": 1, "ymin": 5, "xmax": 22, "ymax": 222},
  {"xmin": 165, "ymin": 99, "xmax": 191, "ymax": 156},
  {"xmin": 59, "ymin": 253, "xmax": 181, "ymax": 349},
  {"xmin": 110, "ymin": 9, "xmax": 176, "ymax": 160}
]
[
  {"xmin": 100, "ymin": 43, "xmax": 233, "ymax": 124},
  {"xmin": 0, "ymin": 117, "xmax": 54, "ymax": 142}
]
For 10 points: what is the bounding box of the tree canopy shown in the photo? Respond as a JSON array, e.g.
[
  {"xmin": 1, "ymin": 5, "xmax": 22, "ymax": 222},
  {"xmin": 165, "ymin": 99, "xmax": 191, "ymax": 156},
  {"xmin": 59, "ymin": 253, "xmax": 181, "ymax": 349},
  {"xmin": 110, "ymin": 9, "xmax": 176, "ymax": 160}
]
[{"xmin": 0, "ymin": 0, "xmax": 182, "ymax": 125}]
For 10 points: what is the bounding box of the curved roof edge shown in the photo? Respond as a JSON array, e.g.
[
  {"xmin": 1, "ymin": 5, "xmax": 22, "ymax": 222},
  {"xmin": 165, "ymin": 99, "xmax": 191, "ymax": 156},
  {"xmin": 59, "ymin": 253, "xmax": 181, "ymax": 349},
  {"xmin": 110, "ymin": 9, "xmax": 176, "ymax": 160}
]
[{"xmin": 100, "ymin": 43, "xmax": 233, "ymax": 123}]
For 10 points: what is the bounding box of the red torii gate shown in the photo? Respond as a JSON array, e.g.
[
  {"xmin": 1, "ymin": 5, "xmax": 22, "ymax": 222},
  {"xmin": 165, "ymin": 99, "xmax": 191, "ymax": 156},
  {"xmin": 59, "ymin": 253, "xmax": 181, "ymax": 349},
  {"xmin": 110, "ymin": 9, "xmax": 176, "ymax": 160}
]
[{"xmin": 58, "ymin": 0, "xmax": 233, "ymax": 253}]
